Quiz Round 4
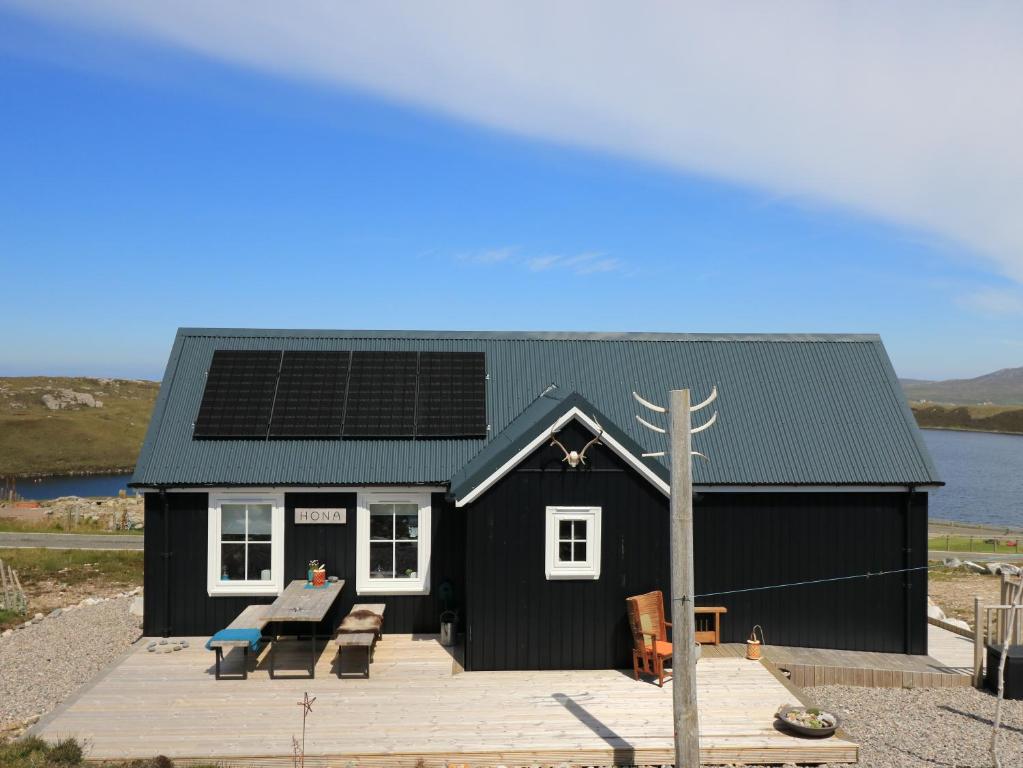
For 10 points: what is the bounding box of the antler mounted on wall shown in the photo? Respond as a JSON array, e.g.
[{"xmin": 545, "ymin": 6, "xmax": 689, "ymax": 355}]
[{"xmin": 549, "ymin": 419, "xmax": 604, "ymax": 468}]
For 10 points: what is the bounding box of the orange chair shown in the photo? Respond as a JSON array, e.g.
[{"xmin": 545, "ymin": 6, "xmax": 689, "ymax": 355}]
[{"xmin": 626, "ymin": 590, "xmax": 673, "ymax": 687}]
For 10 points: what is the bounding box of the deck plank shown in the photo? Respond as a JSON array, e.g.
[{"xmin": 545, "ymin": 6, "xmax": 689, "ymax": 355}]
[{"xmin": 35, "ymin": 634, "xmax": 857, "ymax": 765}]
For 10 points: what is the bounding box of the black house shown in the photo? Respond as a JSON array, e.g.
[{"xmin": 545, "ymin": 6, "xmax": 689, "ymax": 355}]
[{"xmin": 131, "ymin": 328, "xmax": 941, "ymax": 671}]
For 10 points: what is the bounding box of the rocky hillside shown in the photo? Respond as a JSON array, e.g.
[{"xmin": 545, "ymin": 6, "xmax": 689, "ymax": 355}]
[
  {"xmin": 911, "ymin": 402, "xmax": 1023, "ymax": 435},
  {"xmin": 901, "ymin": 366, "xmax": 1023, "ymax": 405},
  {"xmin": 0, "ymin": 378, "xmax": 159, "ymax": 477}
]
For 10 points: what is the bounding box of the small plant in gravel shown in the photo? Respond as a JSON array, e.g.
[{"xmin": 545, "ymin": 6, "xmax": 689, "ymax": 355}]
[{"xmin": 0, "ymin": 737, "xmax": 218, "ymax": 768}]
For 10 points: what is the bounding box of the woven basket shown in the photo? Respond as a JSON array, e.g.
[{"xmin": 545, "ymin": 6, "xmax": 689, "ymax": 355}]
[{"xmin": 746, "ymin": 625, "xmax": 764, "ymax": 660}]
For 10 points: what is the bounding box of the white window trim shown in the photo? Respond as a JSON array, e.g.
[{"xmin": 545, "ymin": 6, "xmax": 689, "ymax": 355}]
[
  {"xmin": 207, "ymin": 490, "xmax": 285, "ymax": 597},
  {"xmin": 356, "ymin": 490, "xmax": 432, "ymax": 596},
  {"xmin": 545, "ymin": 505, "xmax": 601, "ymax": 580}
]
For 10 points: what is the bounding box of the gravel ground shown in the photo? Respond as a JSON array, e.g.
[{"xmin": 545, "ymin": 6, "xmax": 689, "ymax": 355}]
[
  {"xmin": 805, "ymin": 684, "xmax": 1023, "ymax": 768},
  {"xmin": 0, "ymin": 596, "xmax": 141, "ymax": 732}
]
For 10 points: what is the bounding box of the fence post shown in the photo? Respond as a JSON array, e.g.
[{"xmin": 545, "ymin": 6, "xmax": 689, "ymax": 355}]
[{"xmin": 974, "ymin": 596, "xmax": 984, "ymax": 687}]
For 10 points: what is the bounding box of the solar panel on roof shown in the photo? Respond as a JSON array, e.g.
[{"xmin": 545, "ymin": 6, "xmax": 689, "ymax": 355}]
[
  {"xmin": 342, "ymin": 351, "xmax": 419, "ymax": 437},
  {"xmin": 193, "ymin": 350, "xmax": 282, "ymax": 438},
  {"xmin": 193, "ymin": 348, "xmax": 487, "ymax": 440},
  {"xmin": 268, "ymin": 351, "xmax": 350, "ymax": 438},
  {"xmin": 415, "ymin": 351, "xmax": 487, "ymax": 437}
]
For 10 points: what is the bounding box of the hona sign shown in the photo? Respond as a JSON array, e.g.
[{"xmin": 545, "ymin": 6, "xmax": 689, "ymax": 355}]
[{"xmin": 295, "ymin": 508, "xmax": 347, "ymax": 524}]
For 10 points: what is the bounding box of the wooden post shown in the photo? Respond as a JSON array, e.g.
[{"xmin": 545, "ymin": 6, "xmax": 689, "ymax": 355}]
[
  {"xmin": 974, "ymin": 596, "xmax": 984, "ymax": 688},
  {"xmin": 669, "ymin": 389, "xmax": 699, "ymax": 768},
  {"xmin": 0, "ymin": 558, "xmax": 9, "ymax": 611}
]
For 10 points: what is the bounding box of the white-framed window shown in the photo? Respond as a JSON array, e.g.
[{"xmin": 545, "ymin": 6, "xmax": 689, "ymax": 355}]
[
  {"xmin": 207, "ymin": 491, "xmax": 285, "ymax": 597},
  {"xmin": 545, "ymin": 506, "xmax": 601, "ymax": 580},
  {"xmin": 356, "ymin": 490, "xmax": 431, "ymax": 595}
]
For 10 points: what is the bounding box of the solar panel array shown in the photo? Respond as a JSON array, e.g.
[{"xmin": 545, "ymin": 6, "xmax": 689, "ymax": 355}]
[{"xmin": 193, "ymin": 349, "xmax": 486, "ymax": 439}]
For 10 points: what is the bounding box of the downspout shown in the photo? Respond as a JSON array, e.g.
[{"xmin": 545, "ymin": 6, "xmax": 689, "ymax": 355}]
[
  {"xmin": 160, "ymin": 487, "xmax": 172, "ymax": 638},
  {"xmin": 905, "ymin": 484, "xmax": 917, "ymax": 654}
]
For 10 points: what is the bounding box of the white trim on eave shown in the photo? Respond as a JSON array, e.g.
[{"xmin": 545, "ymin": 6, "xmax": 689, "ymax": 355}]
[
  {"xmin": 454, "ymin": 407, "xmax": 670, "ymax": 507},
  {"xmin": 694, "ymin": 484, "xmax": 941, "ymax": 493}
]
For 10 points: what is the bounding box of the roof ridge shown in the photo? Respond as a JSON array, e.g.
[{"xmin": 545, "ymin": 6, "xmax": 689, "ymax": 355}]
[{"xmin": 176, "ymin": 327, "xmax": 882, "ymax": 343}]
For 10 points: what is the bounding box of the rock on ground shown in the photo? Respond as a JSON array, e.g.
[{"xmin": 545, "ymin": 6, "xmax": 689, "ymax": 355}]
[
  {"xmin": 806, "ymin": 684, "xmax": 1023, "ymax": 768},
  {"xmin": 0, "ymin": 596, "xmax": 140, "ymax": 733}
]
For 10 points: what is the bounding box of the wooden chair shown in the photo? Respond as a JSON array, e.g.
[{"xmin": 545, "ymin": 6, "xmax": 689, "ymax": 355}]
[{"xmin": 626, "ymin": 590, "xmax": 673, "ymax": 687}]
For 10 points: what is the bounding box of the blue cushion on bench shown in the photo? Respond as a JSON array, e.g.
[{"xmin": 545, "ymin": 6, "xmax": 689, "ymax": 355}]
[{"xmin": 206, "ymin": 628, "xmax": 262, "ymax": 652}]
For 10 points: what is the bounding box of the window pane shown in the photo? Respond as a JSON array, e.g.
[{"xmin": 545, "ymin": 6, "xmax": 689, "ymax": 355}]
[
  {"xmin": 248, "ymin": 504, "xmax": 272, "ymax": 541},
  {"xmin": 220, "ymin": 543, "xmax": 246, "ymax": 580},
  {"xmin": 221, "ymin": 504, "xmax": 246, "ymax": 541},
  {"xmin": 369, "ymin": 505, "xmax": 394, "ymax": 540},
  {"xmin": 572, "ymin": 520, "xmax": 587, "ymax": 540},
  {"xmin": 369, "ymin": 542, "xmax": 394, "ymax": 578},
  {"xmin": 395, "ymin": 542, "xmax": 418, "ymax": 577},
  {"xmin": 574, "ymin": 541, "xmax": 587, "ymax": 562},
  {"xmin": 558, "ymin": 541, "xmax": 572, "ymax": 562},
  {"xmin": 559, "ymin": 519, "xmax": 573, "ymax": 539},
  {"xmin": 247, "ymin": 544, "xmax": 272, "ymax": 580},
  {"xmin": 395, "ymin": 512, "xmax": 419, "ymax": 540}
]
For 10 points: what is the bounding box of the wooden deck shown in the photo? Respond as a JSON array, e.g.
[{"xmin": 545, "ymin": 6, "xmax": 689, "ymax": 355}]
[
  {"xmin": 34, "ymin": 634, "xmax": 857, "ymax": 766},
  {"xmin": 703, "ymin": 624, "xmax": 973, "ymax": 688}
]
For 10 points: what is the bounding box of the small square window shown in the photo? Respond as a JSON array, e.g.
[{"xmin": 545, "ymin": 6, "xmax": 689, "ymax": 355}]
[{"xmin": 545, "ymin": 506, "xmax": 601, "ymax": 580}]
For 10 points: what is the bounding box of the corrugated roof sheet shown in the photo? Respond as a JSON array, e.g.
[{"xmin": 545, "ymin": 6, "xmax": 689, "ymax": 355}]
[{"xmin": 130, "ymin": 328, "xmax": 941, "ymax": 488}]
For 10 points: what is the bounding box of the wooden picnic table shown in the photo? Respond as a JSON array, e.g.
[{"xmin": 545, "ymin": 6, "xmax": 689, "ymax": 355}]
[{"xmin": 266, "ymin": 578, "xmax": 345, "ymax": 679}]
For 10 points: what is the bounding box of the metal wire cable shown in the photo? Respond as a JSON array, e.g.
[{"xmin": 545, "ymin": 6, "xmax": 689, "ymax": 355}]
[{"xmin": 691, "ymin": 563, "xmax": 940, "ymax": 599}]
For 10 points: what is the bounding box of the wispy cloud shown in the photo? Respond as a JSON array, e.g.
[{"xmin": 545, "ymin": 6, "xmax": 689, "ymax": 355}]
[
  {"xmin": 458, "ymin": 247, "xmax": 624, "ymax": 276},
  {"xmin": 527, "ymin": 252, "xmax": 622, "ymax": 275},
  {"xmin": 10, "ymin": 3, "xmax": 1023, "ymax": 285},
  {"xmin": 456, "ymin": 246, "xmax": 515, "ymax": 265},
  {"xmin": 957, "ymin": 288, "xmax": 1023, "ymax": 316}
]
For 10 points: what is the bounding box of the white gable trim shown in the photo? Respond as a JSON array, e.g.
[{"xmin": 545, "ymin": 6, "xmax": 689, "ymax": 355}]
[{"xmin": 454, "ymin": 407, "xmax": 670, "ymax": 507}]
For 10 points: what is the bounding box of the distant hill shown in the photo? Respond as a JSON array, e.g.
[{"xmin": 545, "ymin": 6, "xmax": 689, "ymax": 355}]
[
  {"xmin": 0, "ymin": 377, "xmax": 159, "ymax": 477},
  {"xmin": 910, "ymin": 403, "xmax": 1023, "ymax": 435},
  {"xmin": 901, "ymin": 366, "xmax": 1023, "ymax": 405}
]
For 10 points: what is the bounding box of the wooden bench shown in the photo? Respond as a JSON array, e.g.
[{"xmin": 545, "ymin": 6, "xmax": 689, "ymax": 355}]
[
  {"xmin": 695, "ymin": 606, "xmax": 727, "ymax": 645},
  {"xmin": 333, "ymin": 604, "xmax": 386, "ymax": 678},
  {"xmin": 208, "ymin": 604, "xmax": 271, "ymax": 680}
]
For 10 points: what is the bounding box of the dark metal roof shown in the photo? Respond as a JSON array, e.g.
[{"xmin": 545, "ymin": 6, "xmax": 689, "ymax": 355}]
[{"xmin": 131, "ymin": 328, "xmax": 940, "ymax": 488}]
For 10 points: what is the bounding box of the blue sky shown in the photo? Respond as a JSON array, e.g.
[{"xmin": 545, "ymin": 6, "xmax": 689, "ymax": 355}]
[{"xmin": 1, "ymin": 4, "xmax": 1021, "ymax": 381}]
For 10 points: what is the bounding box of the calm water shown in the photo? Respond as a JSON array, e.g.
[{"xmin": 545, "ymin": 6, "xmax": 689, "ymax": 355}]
[
  {"xmin": 13, "ymin": 472, "xmax": 135, "ymax": 500},
  {"xmin": 8, "ymin": 430, "xmax": 1022, "ymax": 527},
  {"xmin": 922, "ymin": 429, "xmax": 1023, "ymax": 529}
]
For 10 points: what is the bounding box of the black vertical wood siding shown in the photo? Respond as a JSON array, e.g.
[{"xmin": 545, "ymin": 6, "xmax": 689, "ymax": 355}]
[
  {"xmin": 463, "ymin": 419, "xmax": 927, "ymax": 671},
  {"xmin": 143, "ymin": 490, "xmax": 464, "ymax": 637}
]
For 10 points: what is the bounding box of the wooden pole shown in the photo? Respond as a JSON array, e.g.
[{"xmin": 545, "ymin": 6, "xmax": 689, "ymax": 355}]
[
  {"xmin": 0, "ymin": 558, "xmax": 10, "ymax": 611},
  {"xmin": 669, "ymin": 388, "xmax": 699, "ymax": 768},
  {"xmin": 974, "ymin": 595, "xmax": 984, "ymax": 688}
]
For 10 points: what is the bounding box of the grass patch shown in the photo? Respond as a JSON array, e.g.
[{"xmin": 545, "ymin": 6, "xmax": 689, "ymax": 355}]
[
  {"xmin": 928, "ymin": 535, "xmax": 1022, "ymax": 554},
  {"xmin": 0, "ymin": 548, "xmax": 143, "ymax": 590},
  {"xmin": 0, "ymin": 517, "xmax": 143, "ymax": 535},
  {"xmin": 0, "ymin": 376, "xmax": 158, "ymax": 477}
]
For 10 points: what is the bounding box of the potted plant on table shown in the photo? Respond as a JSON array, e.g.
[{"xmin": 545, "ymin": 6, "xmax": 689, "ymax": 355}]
[{"xmin": 307, "ymin": 559, "xmax": 321, "ymax": 583}]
